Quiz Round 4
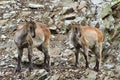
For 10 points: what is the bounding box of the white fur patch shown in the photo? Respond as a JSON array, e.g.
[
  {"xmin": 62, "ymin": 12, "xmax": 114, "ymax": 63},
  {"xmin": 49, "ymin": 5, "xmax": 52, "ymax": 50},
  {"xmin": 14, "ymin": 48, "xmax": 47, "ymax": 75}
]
[{"xmin": 33, "ymin": 38, "xmax": 44, "ymax": 47}]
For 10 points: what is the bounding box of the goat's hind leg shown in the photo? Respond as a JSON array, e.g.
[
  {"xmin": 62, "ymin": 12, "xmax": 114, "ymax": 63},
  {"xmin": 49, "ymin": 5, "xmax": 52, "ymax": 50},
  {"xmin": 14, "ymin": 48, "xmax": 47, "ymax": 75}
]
[
  {"xmin": 94, "ymin": 45, "xmax": 99, "ymax": 71},
  {"xmin": 16, "ymin": 48, "xmax": 23, "ymax": 72},
  {"xmin": 41, "ymin": 44, "xmax": 50, "ymax": 72},
  {"xmin": 94, "ymin": 43, "xmax": 102, "ymax": 71},
  {"xmin": 28, "ymin": 47, "xmax": 33, "ymax": 71}
]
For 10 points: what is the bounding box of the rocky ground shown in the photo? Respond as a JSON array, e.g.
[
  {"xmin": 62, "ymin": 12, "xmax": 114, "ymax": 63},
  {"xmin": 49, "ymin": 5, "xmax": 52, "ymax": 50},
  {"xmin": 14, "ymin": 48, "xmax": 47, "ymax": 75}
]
[{"xmin": 0, "ymin": 0, "xmax": 120, "ymax": 80}]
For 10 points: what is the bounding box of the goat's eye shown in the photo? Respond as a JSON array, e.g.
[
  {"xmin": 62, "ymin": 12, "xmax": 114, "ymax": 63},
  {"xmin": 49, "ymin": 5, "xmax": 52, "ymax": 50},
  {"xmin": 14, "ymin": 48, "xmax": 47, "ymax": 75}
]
[
  {"xmin": 77, "ymin": 33, "xmax": 81, "ymax": 37},
  {"xmin": 30, "ymin": 27, "xmax": 33, "ymax": 30}
]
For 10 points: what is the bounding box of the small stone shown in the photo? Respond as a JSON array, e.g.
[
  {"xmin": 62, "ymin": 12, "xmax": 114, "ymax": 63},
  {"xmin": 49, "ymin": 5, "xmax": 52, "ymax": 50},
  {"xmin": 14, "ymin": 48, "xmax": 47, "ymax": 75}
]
[
  {"xmin": 0, "ymin": 71, "xmax": 5, "ymax": 77},
  {"xmin": 49, "ymin": 26, "xmax": 57, "ymax": 30},
  {"xmin": 62, "ymin": 7, "xmax": 74, "ymax": 15},
  {"xmin": 91, "ymin": 0, "xmax": 103, "ymax": 5},
  {"xmin": 1, "ymin": 35, "xmax": 7, "ymax": 40},
  {"xmin": 61, "ymin": 49, "xmax": 73, "ymax": 57},
  {"xmin": 5, "ymin": 72, "xmax": 12, "ymax": 76},
  {"xmin": 29, "ymin": 69, "xmax": 48, "ymax": 80},
  {"xmin": 0, "ymin": 19, "xmax": 8, "ymax": 26},
  {"xmin": 0, "ymin": 1, "xmax": 11, "ymax": 4},
  {"xmin": 28, "ymin": 3, "xmax": 44, "ymax": 9},
  {"xmin": 0, "ymin": 61, "xmax": 6, "ymax": 66},
  {"xmin": 50, "ymin": 74, "xmax": 60, "ymax": 80},
  {"xmin": 100, "ymin": 4, "xmax": 112, "ymax": 19},
  {"xmin": 81, "ymin": 69, "xmax": 98, "ymax": 80},
  {"xmin": 78, "ymin": 1, "xmax": 87, "ymax": 10},
  {"xmin": 104, "ymin": 63, "xmax": 115, "ymax": 69},
  {"xmin": 63, "ymin": 13, "xmax": 76, "ymax": 20},
  {"xmin": 8, "ymin": 64, "xmax": 15, "ymax": 68}
]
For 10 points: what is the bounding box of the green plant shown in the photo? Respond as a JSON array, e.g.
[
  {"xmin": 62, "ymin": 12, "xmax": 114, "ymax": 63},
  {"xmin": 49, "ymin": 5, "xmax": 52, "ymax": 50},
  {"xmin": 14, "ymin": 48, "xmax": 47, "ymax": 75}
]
[{"xmin": 112, "ymin": 0, "xmax": 120, "ymax": 2}]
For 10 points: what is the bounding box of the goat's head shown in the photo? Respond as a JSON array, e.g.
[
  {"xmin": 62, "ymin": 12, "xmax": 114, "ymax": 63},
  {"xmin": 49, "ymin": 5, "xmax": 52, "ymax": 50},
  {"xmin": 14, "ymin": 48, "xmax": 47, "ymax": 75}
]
[
  {"xmin": 27, "ymin": 21, "xmax": 36, "ymax": 38},
  {"xmin": 73, "ymin": 26, "xmax": 82, "ymax": 41},
  {"xmin": 71, "ymin": 22, "xmax": 81, "ymax": 39}
]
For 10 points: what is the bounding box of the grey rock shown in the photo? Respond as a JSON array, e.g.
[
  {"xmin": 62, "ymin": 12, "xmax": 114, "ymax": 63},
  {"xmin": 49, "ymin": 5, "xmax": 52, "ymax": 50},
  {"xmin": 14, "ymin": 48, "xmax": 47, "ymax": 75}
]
[
  {"xmin": 28, "ymin": 3, "xmax": 44, "ymax": 9},
  {"xmin": 81, "ymin": 7, "xmax": 87, "ymax": 14},
  {"xmin": 78, "ymin": 1, "xmax": 87, "ymax": 10},
  {"xmin": 20, "ymin": 11, "xmax": 31, "ymax": 17},
  {"xmin": 81, "ymin": 69, "xmax": 98, "ymax": 80},
  {"xmin": 104, "ymin": 63, "xmax": 115, "ymax": 69},
  {"xmin": 49, "ymin": 26, "xmax": 57, "ymax": 30},
  {"xmin": 1, "ymin": 35, "xmax": 7, "ymax": 40},
  {"xmin": 104, "ymin": 76, "xmax": 109, "ymax": 80},
  {"xmin": 8, "ymin": 64, "xmax": 15, "ymax": 68},
  {"xmin": 0, "ymin": 19, "xmax": 8, "ymax": 26},
  {"xmin": 3, "ymin": 11, "xmax": 17, "ymax": 19},
  {"xmin": 51, "ymin": 0, "xmax": 61, "ymax": 3},
  {"xmin": 64, "ymin": 20, "xmax": 73, "ymax": 26},
  {"xmin": 0, "ymin": 1, "xmax": 11, "ymax": 5},
  {"xmin": 61, "ymin": 49, "xmax": 73, "ymax": 57},
  {"xmin": 50, "ymin": 74, "xmax": 60, "ymax": 80},
  {"xmin": 89, "ymin": 21, "xmax": 98, "ymax": 27},
  {"xmin": 102, "ymin": 16, "xmax": 115, "ymax": 29},
  {"xmin": 5, "ymin": 72, "xmax": 12, "ymax": 76},
  {"xmin": 100, "ymin": 4, "xmax": 112, "ymax": 19},
  {"xmin": 28, "ymin": 69, "xmax": 48, "ymax": 80},
  {"xmin": 0, "ymin": 71, "xmax": 4, "ymax": 77},
  {"xmin": 62, "ymin": 7, "xmax": 74, "ymax": 15},
  {"xmin": 91, "ymin": 0, "xmax": 103, "ymax": 5},
  {"xmin": 117, "ymin": 53, "xmax": 120, "ymax": 62},
  {"xmin": 91, "ymin": 6, "xmax": 97, "ymax": 15},
  {"xmin": 13, "ymin": 49, "xmax": 44, "ymax": 65},
  {"xmin": 0, "ymin": 61, "xmax": 6, "ymax": 66},
  {"xmin": 63, "ymin": 13, "xmax": 76, "ymax": 20},
  {"xmin": 74, "ymin": 17, "xmax": 85, "ymax": 22},
  {"xmin": 3, "ymin": 12, "xmax": 12, "ymax": 19}
]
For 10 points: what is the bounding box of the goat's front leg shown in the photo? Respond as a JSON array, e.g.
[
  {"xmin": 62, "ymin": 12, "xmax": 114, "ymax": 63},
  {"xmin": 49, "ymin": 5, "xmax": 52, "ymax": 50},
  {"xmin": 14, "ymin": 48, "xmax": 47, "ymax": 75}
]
[
  {"xmin": 16, "ymin": 48, "xmax": 23, "ymax": 72},
  {"xmin": 42, "ymin": 45, "xmax": 50, "ymax": 72},
  {"xmin": 28, "ymin": 47, "xmax": 33, "ymax": 71},
  {"xmin": 94, "ymin": 56, "xmax": 99, "ymax": 71},
  {"xmin": 83, "ymin": 46, "xmax": 89, "ymax": 68},
  {"xmin": 74, "ymin": 47, "xmax": 79, "ymax": 67}
]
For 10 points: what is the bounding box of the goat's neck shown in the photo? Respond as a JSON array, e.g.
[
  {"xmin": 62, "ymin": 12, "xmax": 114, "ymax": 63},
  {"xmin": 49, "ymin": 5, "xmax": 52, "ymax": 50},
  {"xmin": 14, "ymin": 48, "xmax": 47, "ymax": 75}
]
[
  {"xmin": 20, "ymin": 27, "xmax": 28, "ymax": 41},
  {"xmin": 70, "ymin": 31, "xmax": 78, "ymax": 44}
]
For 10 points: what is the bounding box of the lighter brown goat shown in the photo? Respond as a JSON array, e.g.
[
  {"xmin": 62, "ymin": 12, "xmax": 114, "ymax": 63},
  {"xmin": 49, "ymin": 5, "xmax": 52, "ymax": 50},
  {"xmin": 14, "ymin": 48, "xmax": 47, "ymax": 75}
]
[
  {"xmin": 70, "ymin": 25, "xmax": 103, "ymax": 71},
  {"xmin": 14, "ymin": 20, "xmax": 51, "ymax": 72}
]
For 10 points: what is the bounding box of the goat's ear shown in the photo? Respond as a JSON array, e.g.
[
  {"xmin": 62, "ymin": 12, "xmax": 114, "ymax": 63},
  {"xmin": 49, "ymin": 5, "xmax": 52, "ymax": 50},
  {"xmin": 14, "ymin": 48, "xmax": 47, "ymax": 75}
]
[
  {"xmin": 74, "ymin": 27, "xmax": 78, "ymax": 33},
  {"xmin": 74, "ymin": 26, "xmax": 81, "ymax": 33},
  {"xmin": 76, "ymin": 26, "xmax": 81, "ymax": 37}
]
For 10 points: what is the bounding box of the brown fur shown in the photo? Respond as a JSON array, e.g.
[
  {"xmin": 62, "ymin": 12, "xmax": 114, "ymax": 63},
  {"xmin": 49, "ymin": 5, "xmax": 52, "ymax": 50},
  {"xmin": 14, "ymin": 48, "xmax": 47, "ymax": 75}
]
[
  {"xmin": 14, "ymin": 21, "xmax": 51, "ymax": 72},
  {"xmin": 71, "ymin": 26, "xmax": 103, "ymax": 71}
]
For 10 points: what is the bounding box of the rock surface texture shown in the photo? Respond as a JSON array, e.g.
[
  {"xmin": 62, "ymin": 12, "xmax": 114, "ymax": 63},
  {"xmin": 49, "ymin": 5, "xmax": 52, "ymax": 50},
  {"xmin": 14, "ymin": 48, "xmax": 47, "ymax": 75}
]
[{"xmin": 0, "ymin": 0, "xmax": 120, "ymax": 80}]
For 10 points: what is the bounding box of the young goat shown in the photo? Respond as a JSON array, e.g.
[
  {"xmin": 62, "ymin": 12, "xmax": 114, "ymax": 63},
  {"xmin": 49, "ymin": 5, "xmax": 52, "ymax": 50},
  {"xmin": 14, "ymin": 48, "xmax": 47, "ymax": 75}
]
[
  {"xmin": 70, "ymin": 25, "xmax": 103, "ymax": 71},
  {"xmin": 14, "ymin": 20, "xmax": 51, "ymax": 72}
]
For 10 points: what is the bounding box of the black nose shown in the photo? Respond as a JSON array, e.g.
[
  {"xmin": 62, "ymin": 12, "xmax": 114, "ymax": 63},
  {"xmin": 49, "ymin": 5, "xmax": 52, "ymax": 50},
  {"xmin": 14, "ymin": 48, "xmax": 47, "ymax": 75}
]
[{"xmin": 32, "ymin": 34, "xmax": 35, "ymax": 38}]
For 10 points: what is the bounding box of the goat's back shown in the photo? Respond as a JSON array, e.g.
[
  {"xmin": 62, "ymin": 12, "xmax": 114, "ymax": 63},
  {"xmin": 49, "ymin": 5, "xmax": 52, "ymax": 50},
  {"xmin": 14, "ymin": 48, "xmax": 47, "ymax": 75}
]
[
  {"xmin": 80, "ymin": 26, "xmax": 103, "ymax": 47},
  {"xmin": 32, "ymin": 22, "xmax": 51, "ymax": 47}
]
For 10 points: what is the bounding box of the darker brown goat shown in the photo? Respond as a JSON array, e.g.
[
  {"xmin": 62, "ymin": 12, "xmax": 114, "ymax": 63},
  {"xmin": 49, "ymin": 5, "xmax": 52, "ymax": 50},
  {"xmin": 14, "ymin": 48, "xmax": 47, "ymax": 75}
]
[
  {"xmin": 14, "ymin": 21, "xmax": 51, "ymax": 72},
  {"xmin": 70, "ymin": 25, "xmax": 103, "ymax": 71}
]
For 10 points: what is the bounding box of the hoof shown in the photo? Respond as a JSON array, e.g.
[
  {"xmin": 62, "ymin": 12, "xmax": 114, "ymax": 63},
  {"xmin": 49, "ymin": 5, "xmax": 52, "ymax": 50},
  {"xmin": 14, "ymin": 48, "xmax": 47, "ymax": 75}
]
[
  {"xmin": 15, "ymin": 67, "xmax": 21, "ymax": 72},
  {"xmin": 85, "ymin": 65, "xmax": 89, "ymax": 69},
  {"xmin": 94, "ymin": 67, "xmax": 99, "ymax": 72},
  {"xmin": 45, "ymin": 67, "xmax": 50, "ymax": 72},
  {"xmin": 29, "ymin": 66, "xmax": 33, "ymax": 72},
  {"xmin": 71, "ymin": 64, "xmax": 78, "ymax": 68}
]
